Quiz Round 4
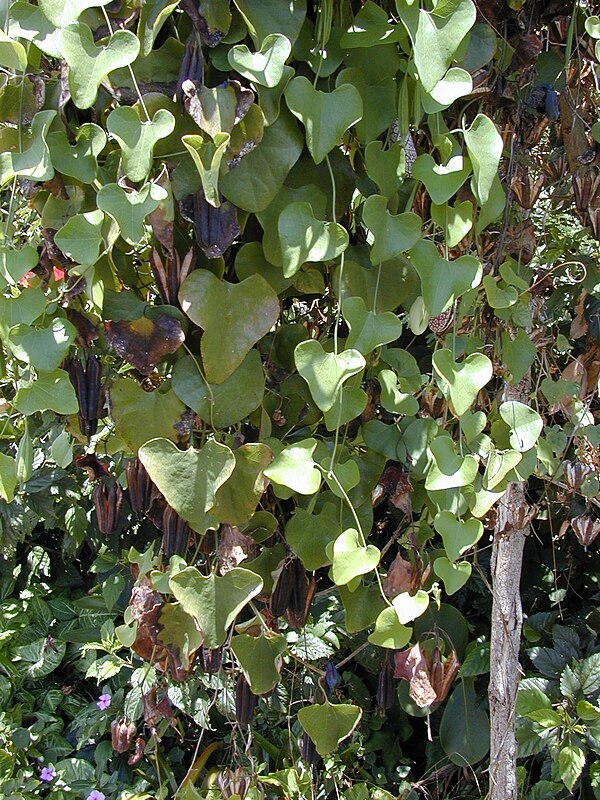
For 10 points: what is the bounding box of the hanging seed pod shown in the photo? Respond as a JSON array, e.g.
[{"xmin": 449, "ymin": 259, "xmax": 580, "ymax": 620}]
[
  {"xmin": 149, "ymin": 247, "xmax": 195, "ymax": 307},
  {"xmin": 270, "ymin": 559, "xmax": 294, "ymax": 618},
  {"xmin": 177, "ymin": 31, "xmax": 203, "ymax": 106},
  {"xmin": 199, "ymin": 645, "xmax": 222, "ymax": 674},
  {"xmin": 94, "ymin": 479, "xmax": 123, "ymax": 534},
  {"xmin": 192, "ymin": 189, "xmax": 240, "ymax": 259},
  {"xmin": 298, "ymin": 731, "xmax": 319, "ymax": 765},
  {"xmin": 216, "ymin": 767, "xmax": 250, "ymax": 800},
  {"xmin": 235, "ymin": 674, "xmax": 257, "ymax": 726},
  {"xmin": 286, "ymin": 573, "xmax": 316, "ymax": 630},
  {"xmin": 376, "ymin": 654, "xmax": 395, "ymax": 710},
  {"xmin": 126, "ymin": 458, "xmax": 156, "ymax": 517},
  {"xmin": 162, "ymin": 504, "xmax": 191, "ymax": 558},
  {"xmin": 111, "ymin": 718, "xmax": 136, "ymax": 753},
  {"xmin": 67, "ymin": 353, "xmax": 103, "ymax": 438}
]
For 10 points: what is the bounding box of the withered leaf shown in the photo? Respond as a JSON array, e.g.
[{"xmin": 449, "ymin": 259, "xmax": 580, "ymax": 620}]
[
  {"xmin": 383, "ymin": 552, "xmax": 413, "ymax": 597},
  {"xmin": 218, "ymin": 523, "xmax": 256, "ymax": 574},
  {"xmin": 105, "ymin": 313, "xmax": 185, "ymax": 375},
  {"xmin": 394, "ymin": 642, "xmax": 437, "ymax": 708},
  {"xmin": 75, "ymin": 453, "xmax": 111, "ymax": 481},
  {"xmin": 130, "ymin": 577, "xmax": 164, "ymax": 663}
]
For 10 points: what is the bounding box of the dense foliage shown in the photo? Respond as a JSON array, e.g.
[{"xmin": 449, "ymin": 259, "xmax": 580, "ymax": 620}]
[{"xmin": 0, "ymin": 0, "xmax": 599, "ymax": 798}]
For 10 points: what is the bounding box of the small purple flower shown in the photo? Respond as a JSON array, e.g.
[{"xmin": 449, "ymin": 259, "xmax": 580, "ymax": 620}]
[
  {"xmin": 96, "ymin": 693, "xmax": 111, "ymax": 711},
  {"xmin": 86, "ymin": 792, "xmax": 105, "ymax": 800},
  {"xmin": 39, "ymin": 766, "xmax": 56, "ymax": 782}
]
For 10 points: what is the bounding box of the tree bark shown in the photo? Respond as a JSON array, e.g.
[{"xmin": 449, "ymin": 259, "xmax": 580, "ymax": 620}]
[{"xmin": 488, "ymin": 380, "xmax": 530, "ymax": 800}]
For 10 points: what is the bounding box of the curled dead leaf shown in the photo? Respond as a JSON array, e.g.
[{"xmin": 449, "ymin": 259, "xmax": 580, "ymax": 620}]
[{"xmin": 105, "ymin": 313, "xmax": 185, "ymax": 375}]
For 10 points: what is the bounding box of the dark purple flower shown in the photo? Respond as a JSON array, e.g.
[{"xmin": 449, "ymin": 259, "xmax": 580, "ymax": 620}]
[
  {"xmin": 39, "ymin": 766, "xmax": 56, "ymax": 782},
  {"xmin": 96, "ymin": 693, "xmax": 111, "ymax": 711}
]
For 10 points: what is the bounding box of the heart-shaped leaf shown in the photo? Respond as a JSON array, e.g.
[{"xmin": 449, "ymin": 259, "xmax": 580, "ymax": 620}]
[
  {"xmin": 483, "ymin": 448, "xmax": 522, "ymax": 490},
  {"xmin": 0, "ymin": 109, "xmax": 55, "ymax": 185},
  {"xmin": 362, "ymin": 194, "xmax": 422, "ymax": 264},
  {"xmin": 425, "ymin": 436, "xmax": 479, "ymax": 490},
  {"xmin": 54, "ymin": 210, "xmax": 105, "ymax": 266},
  {"xmin": 342, "ymin": 296, "xmax": 402, "ymax": 355},
  {"xmin": 0, "ymin": 246, "xmax": 38, "ymax": 287},
  {"xmin": 172, "ymin": 350, "xmax": 265, "ymax": 428},
  {"xmin": 47, "ymin": 123, "xmax": 106, "ymax": 184},
  {"xmin": 464, "ymin": 113, "xmax": 503, "ymax": 205},
  {"xmin": 364, "ymin": 140, "xmax": 405, "ymax": 199},
  {"xmin": 323, "ymin": 384, "xmax": 368, "ymax": 431},
  {"xmin": 278, "ymin": 201, "xmax": 349, "ymax": 278},
  {"xmin": 228, "ymin": 33, "xmax": 291, "ymax": 87},
  {"xmin": 295, "ymin": 339, "xmax": 365, "ymax": 412},
  {"xmin": 263, "ymin": 439, "xmax": 321, "ymax": 495},
  {"xmin": 139, "ymin": 438, "xmax": 235, "ymax": 533},
  {"xmin": 434, "ymin": 557, "xmax": 472, "ymax": 595},
  {"xmin": 397, "ymin": 0, "xmax": 476, "ymax": 91},
  {"xmin": 483, "ymin": 275, "xmax": 518, "ymax": 309},
  {"xmin": 341, "ymin": 1, "xmax": 401, "ymax": 47},
  {"xmin": 285, "ymin": 503, "xmax": 340, "ymax": 570},
  {"xmin": 179, "ymin": 270, "xmax": 279, "ymax": 384},
  {"xmin": 14, "ymin": 369, "xmax": 79, "ymax": 415},
  {"xmin": 182, "ymin": 132, "xmax": 230, "ymax": 208},
  {"xmin": 9, "ymin": 318, "xmax": 76, "ymax": 373},
  {"xmin": 412, "ymin": 154, "xmax": 472, "ymax": 205},
  {"xmin": 0, "ymin": 453, "xmax": 17, "ymax": 504},
  {"xmin": 109, "ymin": 378, "xmax": 187, "ymax": 453},
  {"xmin": 59, "ymin": 22, "xmax": 140, "ymax": 109},
  {"xmin": 326, "ymin": 528, "xmax": 380, "ymax": 586},
  {"xmin": 434, "ymin": 511, "xmax": 484, "ymax": 562},
  {"xmin": 422, "ymin": 68, "xmax": 473, "ymax": 112},
  {"xmin": 392, "ymin": 590, "xmax": 429, "ymax": 624},
  {"xmin": 335, "ymin": 68, "xmax": 397, "ymax": 145},
  {"xmin": 156, "ymin": 602, "xmax": 202, "ymax": 676},
  {"xmin": 97, "ymin": 183, "xmax": 166, "ymax": 244},
  {"xmin": 433, "ymin": 350, "xmax": 492, "ymax": 416},
  {"xmin": 231, "ymin": 633, "xmax": 287, "ymax": 695},
  {"xmin": 169, "ymin": 566, "xmax": 263, "ymax": 649},
  {"xmin": 298, "ymin": 699, "xmax": 362, "ymax": 756},
  {"xmin": 285, "ymin": 76, "xmax": 362, "ymax": 164},
  {"xmin": 499, "ymin": 401, "xmax": 543, "ymax": 453},
  {"xmin": 107, "ymin": 107, "xmax": 175, "ymax": 183},
  {"xmin": 378, "ymin": 369, "xmax": 419, "ymax": 416},
  {"xmin": 39, "ymin": 0, "xmax": 112, "ymax": 26},
  {"xmin": 234, "ymin": 0, "xmax": 306, "ymax": 49},
  {"xmin": 411, "ymin": 240, "xmax": 481, "ymax": 317},
  {"xmin": 368, "ymin": 606, "xmax": 412, "ymax": 649},
  {"xmin": 431, "ymin": 200, "xmax": 473, "ymax": 247},
  {"xmin": 211, "ymin": 443, "xmax": 273, "ymax": 525}
]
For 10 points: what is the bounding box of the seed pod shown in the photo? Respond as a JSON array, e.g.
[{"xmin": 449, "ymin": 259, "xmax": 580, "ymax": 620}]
[
  {"xmin": 149, "ymin": 247, "xmax": 195, "ymax": 307},
  {"xmin": 216, "ymin": 767, "xmax": 250, "ymax": 800},
  {"xmin": 299, "ymin": 731, "xmax": 319, "ymax": 765},
  {"xmin": 286, "ymin": 573, "xmax": 315, "ymax": 630},
  {"xmin": 270, "ymin": 559, "xmax": 293, "ymax": 618},
  {"xmin": 126, "ymin": 458, "xmax": 156, "ymax": 517},
  {"xmin": 67, "ymin": 353, "xmax": 103, "ymax": 438},
  {"xmin": 162, "ymin": 504, "xmax": 191, "ymax": 557},
  {"xmin": 94, "ymin": 479, "xmax": 123, "ymax": 534},
  {"xmin": 235, "ymin": 673, "xmax": 257, "ymax": 726},
  {"xmin": 376, "ymin": 654, "xmax": 395, "ymax": 710},
  {"xmin": 111, "ymin": 718, "xmax": 136, "ymax": 753},
  {"xmin": 200, "ymin": 645, "xmax": 222, "ymax": 674}
]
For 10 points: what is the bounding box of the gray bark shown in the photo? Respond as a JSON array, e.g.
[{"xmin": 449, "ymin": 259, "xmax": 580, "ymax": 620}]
[{"xmin": 488, "ymin": 380, "xmax": 530, "ymax": 800}]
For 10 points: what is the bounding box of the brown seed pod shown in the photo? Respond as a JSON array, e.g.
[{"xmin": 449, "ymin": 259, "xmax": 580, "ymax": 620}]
[
  {"xmin": 235, "ymin": 673, "xmax": 257, "ymax": 726},
  {"xmin": 162, "ymin": 504, "xmax": 191, "ymax": 558},
  {"xmin": 111, "ymin": 718, "xmax": 136, "ymax": 753},
  {"xmin": 93, "ymin": 479, "xmax": 123, "ymax": 534},
  {"xmin": 125, "ymin": 458, "xmax": 156, "ymax": 517}
]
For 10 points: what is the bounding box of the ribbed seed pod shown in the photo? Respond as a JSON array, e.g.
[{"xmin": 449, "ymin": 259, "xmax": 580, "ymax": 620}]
[
  {"xmin": 200, "ymin": 646, "xmax": 222, "ymax": 674},
  {"xmin": 235, "ymin": 674, "xmax": 257, "ymax": 726},
  {"xmin": 298, "ymin": 731, "xmax": 319, "ymax": 765},
  {"xmin": 126, "ymin": 459, "xmax": 156, "ymax": 517},
  {"xmin": 94, "ymin": 479, "xmax": 123, "ymax": 534},
  {"xmin": 376, "ymin": 654, "xmax": 395, "ymax": 710},
  {"xmin": 162, "ymin": 505, "xmax": 191, "ymax": 558},
  {"xmin": 270, "ymin": 559, "xmax": 294, "ymax": 618},
  {"xmin": 67, "ymin": 354, "xmax": 103, "ymax": 438}
]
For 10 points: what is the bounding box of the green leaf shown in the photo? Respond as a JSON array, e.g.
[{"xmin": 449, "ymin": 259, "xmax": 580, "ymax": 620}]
[
  {"xmin": 263, "ymin": 439, "xmax": 321, "ymax": 495},
  {"xmin": 231, "ymin": 633, "xmax": 287, "ymax": 694},
  {"xmin": 378, "ymin": 370, "xmax": 419, "ymax": 416},
  {"xmin": 38, "ymin": 0, "xmax": 112, "ymax": 26},
  {"xmin": 362, "ymin": 195, "xmax": 422, "ymax": 264},
  {"xmin": 412, "ymin": 154, "xmax": 472, "ymax": 205},
  {"xmin": 364, "ymin": 141, "xmax": 406, "ymax": 199},
  {"xmin": 138, "ymin": 438, "xmax": 236, "ymax": 533},
  {"xmin": 54, "ymin": 210, "xmax": 105, "ymax": 265},
  {"xmin": 411, "ymin": 241, "xmax": 481, "ymax": 317},
  {"xmin": 585, "ymin": 16, "xmax": 600, "ymax": 38},
  {"xmin": 425, "ymin": 436, "xmax": 479, "ymax": 490},
  {"xmin": 295, "ymin": 340, "xmax": 365, "ymax": 412},
  {"xmin": 559, "ymin": 744, "xmax": 585, "ymax": 792},
  {"xmin": 170, "ymin": 566, "xmax": 263, "ymax": 649},
  {"xmin": 97, "ymin": 182, "xmax": 167, "ymax": 244},
  {"xmin": 335, "ymin": 68, "xmax": 397, "ymax": 144},
  {"xmin": 179, "ymin": 270, "xmax": 280, "ymax": 384},
  {"xmin": 342, "ymin": 297, "xmax": 402, "ymax": 355},
  {"xmin": 483, "ymin": 448, "xmax": 522, "ymax": 490},
  {"xmin": 499, "ymin": 402, "xmax": 543, "ymax": 453},
  {"xmin": 220, "ymin": 109, "xmax": 304, "ymax": 212},
  {"xmin": 171, "ymin": 350, "xmax": 265, "ymax": 428},
  {"xmin": 0, "ymin": 288, "xmax": 46, "ymax": 338},
  {"xmin": 8, "ymin": 2, "xmax": 61, "ymax": 58},
  {"xmin": 340, "ymin": 1, "xmax": 401, "ymax": 47},
  {"xmin": 8, "ymin": 318, "xmax": 76, "ymax": 373},
  {"xmin": 0, "ymin": 30, "xmax": 27, "ymax": 72},
  {"xmin": 368, "ymin": 606, "xmax": 412, "ymax": 649},
  {"xmin": 502, "ymin": 328, "xmax": 536, "ymax": 383},
  {"xmin": 483, "ymin": 275, "xmax": 518, "ymax": 309},
  {"xmin": 285, "ymin": 503, "xmax": 339, "ymax": 570},
  {"xmin": 50, "ymin": 431, "xmax": 73, "ymax": 468},
  {"xmin": 396, "ymin": 0, "xmax": 476, "ymax": 92},
  {"xmin": 109, "ymin": 377, "xmax": 188, "ymax": 453},
  {"xmin": 0, "ymin": 245, "xmax": 38, "ymax": 287},
  {"xmin": 433, "ymin": 350, "xmax": 492, "ymax": 416},
  {"xmin": 233, "ymin": 0, "xmax": 306, "ymax": 49},
  {"xmin": 464, "ymin": 113, "xmax": 503, "ymax": 205},
  {"xmin": 434, "ymin": 557, "xmax": 472, "ymax": 594},
  {"xmin": 458, "ymin": 641, "xmax": 490, "ymax": 677},
  {"xmin": 156, "ymin": 602, "xmax": 202, "ymax": 673},
  {"xmin": 107, "ymin": 106, "xmax": 175, "ymax": 183},
  {"xmin": 323, "ymin": 384, "xmax": 369, "ymax": 430},
  {"xmin": 392, "ymin": 590, "xmax": 430, "ymax": 624},
  {"xmin": 59, "ymin": 22, "xmax": 140, "ymax": 109},
  {"xmin": 431, "ymin": 200, "xmax": 473, "ymax": 247},
  {"xmin": 440, "ymin": 680, "xmax": 490, "ymax": 765},
  {"xmin": 182, "ymin": 132, "xmax": 230, "ymax": 208},
  {"xmin": 47, "ymin": 123, "xmax": 107, "ymax": 184},
  {"xmin": 422, "ymin": 67, "xmax": 473, "ymax": 112},
  {"xmin": 138, "ymin": 0, "xmax": 180, "ymax": 56},
  {"xmin": 278, "ymin": 200, "xmax": 349, "ymax": 278},
  {"xmin": 285, "ymin": 76, "xmax": 362, "ymax": 164},
  {"xmin": 0, "ymin": 453, "xmax": 17, "ymax": 503},
  {"xmin": 14, "ymin": 368, "xmax": 78, "ymax": 415},
  {"xmin": 434, "ymin": 511, "xmax": 483, "ymax": 561},
  {"xmin": 326, "ymin": 528, "xmax": 380, "ymax": 586},
  {"xmin": 228, "ymin": 34, "xmax": 291, "ymax": 87},
  {"xmin": 298, "ymin": 699, "xmax": 362, "ymax": 756},
  {"xmin": 211, "ymin": 443, "xmax": 273, "ymax": 525},
  {"xmin": 0, "ymin": 109, "xmax": 55, "ymax": 186}
]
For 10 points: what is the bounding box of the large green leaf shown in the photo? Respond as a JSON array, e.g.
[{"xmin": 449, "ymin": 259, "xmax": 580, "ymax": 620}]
[
  {"xmin": 231, "ymin": 633, "xmax": 287, "ymax": 694},
  {"xmin": 362, "ymin": 195, "xmax": 421, "ymax": 264},
  {"xmin": 432, "ymin": 350, "xmax": 492, "ymax": 416},
  {"xmin": 285, "ymin": 77, "xmax": 362, "ymax": 164},
  {"xmin": 295, "ymin": 340, "xmax": 365, "ymax": 412},
  {"xmin": 107, "ymin": 106, "xmax": 175, "ymax": 183},
  {"xmin": 411, "ymin": 241, "xmax": 481, "ymax": 317},
  {"xmin": 8, "ymin": 319, "xmax": 76, "ymax": 373},
  {"xmin": 14, "ymin": 369, "xmax": 78, "ymax": 415},
  {"xmin": 97, "ymin": 182, "xmax": 166, "ymax": 244},
  {"xmin": 464, "ymin": 113, "xmax": 503, "ymax": 205},
  {"xmin": 47, "ymin": 123, "xmax": 106, "ymax": 184},
  {"xmin": 499, "ymin": 401, "xmax": 543, "ymax": 453},
  {"xmin": 278, "ymin": 201, "xmax": 349, "ymax": 278},
  {"xmin": 0, "ymin": 453, "xmax": 17, "ymax": 503},
  {"xmin": 326, "ymin": 528, "xmax": 380, "ymax": 586},
  {"xmin": 54, "ymin": 210, "xmax": 105, "ymax": 266},
  {"xmin": 156, "ymin": 602, "xmax": 202, "ymax": 674},
  {"xmin": 425, "ymin": 436, "xmax": 479, "ymax": 491},
  {"xmin": 228, "ymin": 34, "xmax": 291, "ymax": 87},
  {"xmin": 233, "ymin": 0, "xmax": 306, "ymax": 48},
  {"xmin": 169, "ymin": 566, "xmax": 263, "ymax": 649},
  {"xmin": 368, "ymin": 607, "xmax": 412, "ymax": 649},
  {"xmin": 0, "ymin": 246, "xmax": 37, "ymax": 287},
  {"xmin": 341, "ymin": 1, "xmax": 401, "ymax": 48},
  {"xmin": 412, "ymin": 154, "xmax": 472, "ymax": 205},
  {"xmin": 138, "ymin": 438, "xmax": 235, "ymax": 533},
  {"xmin": 38, "ymin": 0, "xmax": 112, "ymax": 26},
  {"xmin": 335, "ymin": 68, "xmax": 397, "ymax": 145},
  {"xmin": 285, "ymin": 503, "xmax": 339, "ymax": 570},
  {"xmin": 342, "ymin": 296, "xmax": 402, "ymax": 355},
  {"xmin": 440, "ymin": 680, "xmax": 490, "ymax": 765},
  {"xmin": 59, "ymin": 22, "xmax": 140, "ymax": 109},
  {"xmin": 182, "ymin": 132, "xmax": 230, "ymax": 208},
  {"xmin": 0, "ymin": 110, "xmax": 55, "ymax": 186},
  {"xmin": 298, "ymin": 699, "xmax": 362, "ymax": 756},
  {"xmin": 179, "ymin": 270, "xmax": 280, "ymax": 384},
  {"xmin": 434, "ymin": 511, "xmax": 483, "ymax": 562},
  {"xmin": 211, "ymin": 444, "xmax": 273, "ymax": 525},
  {"xmin": 434, "ymin": 557, "xmax": 472, "ymax": 595},
  {"xmin": 263, "ymin": 439, "xmax": 321, "ymax": 495}
]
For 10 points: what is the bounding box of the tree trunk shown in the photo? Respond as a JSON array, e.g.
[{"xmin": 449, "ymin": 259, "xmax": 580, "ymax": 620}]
[{"xmin": 488, "ymin": 380, "xmax": 530, "ymax": 800}]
